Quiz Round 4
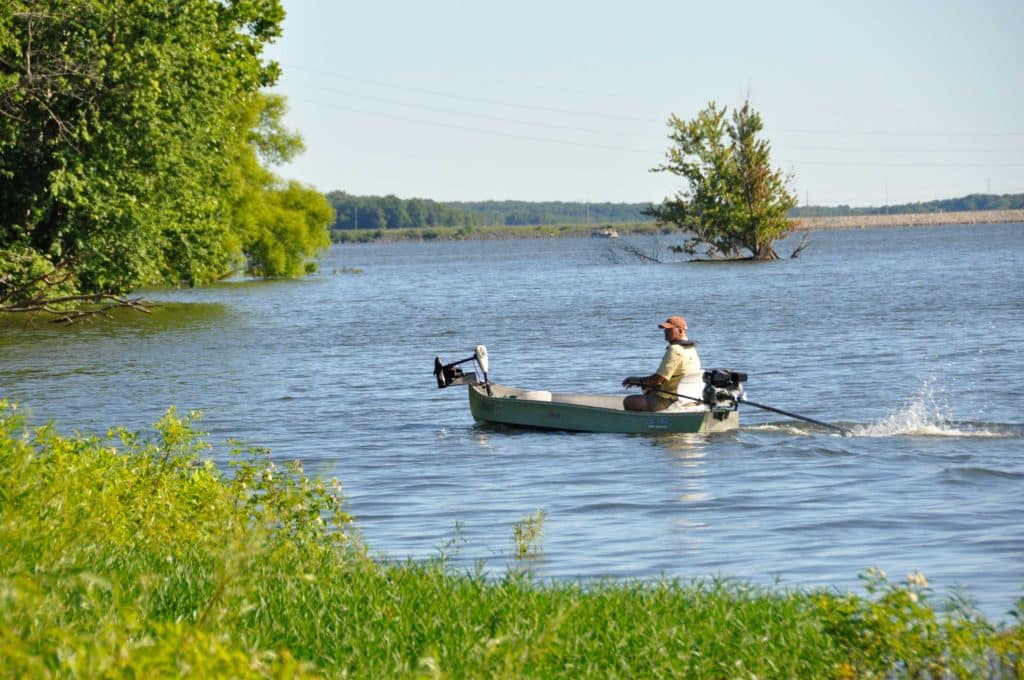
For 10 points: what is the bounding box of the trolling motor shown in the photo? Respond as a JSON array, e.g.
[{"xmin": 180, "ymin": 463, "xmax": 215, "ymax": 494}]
[
  {"xmin": 701, "ymin": 368, "xmax": 747, "ymax": 409},
  {"xmin": 434, "ymin": 345, "xmax": 489, "ymax": 392}
]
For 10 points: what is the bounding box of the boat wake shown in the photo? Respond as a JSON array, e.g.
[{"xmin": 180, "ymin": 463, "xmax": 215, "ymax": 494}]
[
  {"xmin": 745, "ymin": 382, "xmax": 1021, "ymax": 438},
  {"xmin": 852, "ymin": 382, "xmax": 1019, "ymax": 438}
]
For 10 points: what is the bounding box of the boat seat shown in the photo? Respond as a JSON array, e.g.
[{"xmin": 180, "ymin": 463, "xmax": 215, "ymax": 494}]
[
  {"xmin": 660, "ymin": 378, "xmax": 705, "ymax": 412},
  {"xmin": 550, "ymin": 393, "xmax": 626, "ymax": 410},
  {"xmin": 661, "ymin": 399, "xmax": 704, "ymax": 412}
]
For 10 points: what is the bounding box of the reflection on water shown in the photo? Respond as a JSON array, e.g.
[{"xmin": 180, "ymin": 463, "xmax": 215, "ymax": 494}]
[
  {"xmin": 661, "ymin": 436, "xmax": 709, "ymax": 501},
  {"xmin": 655, "ymin": 434, "xmax": 709, "ymax": 503},
  {"xmin": 1, "ymin": 224, "xmax": 1022, "ymax": 620},
  {"xmin": 672, "ymin": 517, "xmax": 708, "ymax": 556},
  {"xmin": 657, "ymin": 432, "xmax": 705, "ymax": 457},
  {"xmin": 0, "ymin": 300, "xmax": 229, "ymax": 334}
]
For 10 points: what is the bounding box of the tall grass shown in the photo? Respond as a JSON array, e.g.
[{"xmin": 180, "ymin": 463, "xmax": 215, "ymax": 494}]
[{"xmin": 1, "ymin": 401, "xmax": 1020, "ymax": 678}]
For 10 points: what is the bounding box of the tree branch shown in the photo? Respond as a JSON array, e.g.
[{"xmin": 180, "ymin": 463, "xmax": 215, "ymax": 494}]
[
  {"xmin": 789, "ymin": 232, "xmax": 810, "ymax": 259},
  {"xmin": 1, "ymin": 294, "xmax": 156, "ymax": 323}
]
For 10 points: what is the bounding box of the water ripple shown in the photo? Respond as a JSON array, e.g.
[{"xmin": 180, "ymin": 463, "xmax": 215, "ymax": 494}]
[{"xmin": 2, "ymin": 225, "xmax": 1022, "ymax": 621}]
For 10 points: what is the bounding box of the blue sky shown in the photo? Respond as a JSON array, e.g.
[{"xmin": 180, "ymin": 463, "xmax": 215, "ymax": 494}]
[{"xmin": 264, "ymin": 0, "xmax": 1023, "ymax": 206}]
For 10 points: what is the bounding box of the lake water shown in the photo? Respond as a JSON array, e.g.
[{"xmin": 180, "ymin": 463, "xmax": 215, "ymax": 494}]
[{"xmin": 2, "ymin": 224, "xmax": 1022, "ymax": 621}]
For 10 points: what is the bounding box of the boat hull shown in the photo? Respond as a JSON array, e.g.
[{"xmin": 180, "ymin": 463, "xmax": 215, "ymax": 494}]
[{"xmin": 467, "ymin": 383, "xmax": 738, "ymax": 434}]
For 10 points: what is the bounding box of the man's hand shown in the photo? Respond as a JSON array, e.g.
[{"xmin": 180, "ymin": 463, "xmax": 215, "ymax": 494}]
[{"xmin": 622, "ymin": 376, "xmax": 644, "ymax": 389}]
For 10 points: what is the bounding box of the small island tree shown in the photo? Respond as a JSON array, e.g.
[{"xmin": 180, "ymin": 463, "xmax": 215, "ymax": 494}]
[{"xmin": 646, "ymin": 100, "xmax": 797, "ymax": 260}]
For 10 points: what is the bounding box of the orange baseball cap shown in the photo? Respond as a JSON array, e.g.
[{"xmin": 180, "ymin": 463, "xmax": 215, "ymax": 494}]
[{"xmin": 658, "ymin": 316, "xmax": 688, "ymax": 331}]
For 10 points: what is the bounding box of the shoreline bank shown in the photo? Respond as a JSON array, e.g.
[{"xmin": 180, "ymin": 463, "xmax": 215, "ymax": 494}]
[
  {"xmin": 793, "ymin": 208, "xmax": 1024, "ymax": 231},
  {"xmin": 331, "ymin": 209, "xmax": 1023, "ymax": 243}
]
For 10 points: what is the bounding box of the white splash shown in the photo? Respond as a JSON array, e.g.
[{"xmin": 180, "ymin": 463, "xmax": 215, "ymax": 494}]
[{"xmin": 853, "ymin": 381, "xmax": 1001, "ymax": 438}]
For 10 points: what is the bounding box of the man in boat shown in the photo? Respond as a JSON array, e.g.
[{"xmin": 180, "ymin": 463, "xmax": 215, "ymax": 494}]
[{"xmin": 621, "ymin": 316, "xmax": 701, "ymax": 411}]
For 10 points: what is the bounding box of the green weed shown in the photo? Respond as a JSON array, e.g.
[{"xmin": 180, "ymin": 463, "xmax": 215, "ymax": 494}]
[
  {"xmin": 512, "ymin": 509, "xmax": 545, "ymax": 560},
  {"xmin": 1, "ymin": 401, "xmax": 1020, "ymax": 678}
]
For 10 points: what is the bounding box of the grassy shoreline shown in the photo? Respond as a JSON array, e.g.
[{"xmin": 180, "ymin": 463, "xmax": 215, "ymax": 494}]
[
  {"xmin": 330, "ymin": 209, "xmax": 1024, "ymax": 243},
  {"xmin": 793, "ymin": 208, "xmax": 1024, "ymax": 231},
  {"xmin": 2, "ymin": 403, "xmax": 1021, "ymax": 677}
]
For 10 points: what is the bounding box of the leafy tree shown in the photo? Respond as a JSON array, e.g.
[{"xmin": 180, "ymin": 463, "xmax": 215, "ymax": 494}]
[
  {"xmin": 646, "ymin": 100, "xmax": 797, "ymax": 260},
  {"xmin": 227, "ymin": 94, "xmax": 332, "ymax": 278},
  {"xmin": 0, "ymin": 0, "xmax": 330, "ymax": 320}
]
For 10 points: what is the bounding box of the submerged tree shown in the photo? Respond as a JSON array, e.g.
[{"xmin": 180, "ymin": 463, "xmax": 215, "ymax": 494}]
[{"xmin": 646, "ymin": 100, "xmax": 797, "ymax": 260}]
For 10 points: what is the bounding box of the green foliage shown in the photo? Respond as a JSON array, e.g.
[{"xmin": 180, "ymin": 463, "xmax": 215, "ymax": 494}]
[
  {"xmin": 326, "ymin": 191, "xmax": 481, "ymax": 230},
  {"xmin": 0, "ymin": 0, "xmax": 275, "ymax": 288},
  {"xmin": 228, "ymin": 94, "xmax": 333, "ymax": 278},
  {"xmin": 512, "ymin": 509, "xmax": 545, "ymax": 559},
  {"xmin": 325, "ymin": 194, "xmax": 656, "ymax": 232},
  {"xmin": 647, "ymin": 100, "xmax": 798, "ymax": 260},
  {"xmin": 0, "ymin": 246, "xmax": 79, "ymax": 310},
  {"xmin": 1, "ymin": 403, "xmax": 1020, "ymax": 678},
  {"xmin": 813, "ymin": 568, "xmax": 1024, "ymax": 678},
  {"xmin": 0, "ymin": 1, "xmax": 330, "ymax": 317},
  {"xmin": 447, "ymin": 200, "xmax": 657, "ymax": 227},
  {"xmin": 0, "ymin": 401, "xmax": 354, "ymax": 677}
]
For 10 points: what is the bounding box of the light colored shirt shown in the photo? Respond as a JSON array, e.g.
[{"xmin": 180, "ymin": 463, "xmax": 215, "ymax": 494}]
[{"xmin": 651, "ymin": 342, "xmax": 701, "ymax": 397}]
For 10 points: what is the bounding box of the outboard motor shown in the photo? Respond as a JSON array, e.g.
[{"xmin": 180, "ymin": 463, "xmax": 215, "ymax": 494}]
[
  {"xmin": 434, "ymin": 345, "xmax": 488, "ymax": 390},
  {"xmin": 702, "ymin": 368, "xmax": 747, "ymax": 409}
]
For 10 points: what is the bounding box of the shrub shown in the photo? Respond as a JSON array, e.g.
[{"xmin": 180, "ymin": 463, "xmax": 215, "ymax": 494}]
[{"xmin": 0, "ymin": 402, "xmax": 355, "ymax": 677}]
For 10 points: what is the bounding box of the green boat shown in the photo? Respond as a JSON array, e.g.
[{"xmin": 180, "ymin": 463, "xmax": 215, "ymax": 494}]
[{"xmin": 435, "ymin": 346, "xmax": 745, "ymax": 434}]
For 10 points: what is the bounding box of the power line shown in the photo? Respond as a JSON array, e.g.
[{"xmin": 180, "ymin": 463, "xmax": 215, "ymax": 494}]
[
  {"xmin": 283, "ymin": 95, "xmax": 660, "ymax": 154},
  {"xmin": 273, "ymin": 69, "xmax": 1024, "ymax": 170},
  {"xmin": 773, "ymin": 127, "xmax": 1024, "ymax": 138},
  {"xmin": 278, "ymin": 75, "xmax": 657, "ymax": 140},
  {"xmin": 279, "ymin": 63, "xmax": 651, "ymax": 122},
  {"xmin": 280, "ymin": 64, "xmax": 1024, "ymax": 139},
  {"xmin": 780, "ymin": 159, "xmax": 1024, "ymax": 168},
  {"xmin": 777, "ymin": 144, "xmax": 1024, "ymax": 154},
  {"xmin": 290, "ymin": 96, "xmax": 1024, "ymax": 168}
]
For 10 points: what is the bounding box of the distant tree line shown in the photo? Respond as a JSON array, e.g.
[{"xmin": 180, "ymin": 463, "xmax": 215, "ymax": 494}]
[
  {"xmin": 789, "ymin": 193, "xmax": 1024, "ymax": 218},
  {"xmin": 326, "ymin": 194, "xmax": 656, "ymax": 230},
  {"xmin": 324, "ymin": 190, "xmax": 1023, "ymax": 233},
  {"xmin": 326, "ymin": 192, "xmax": 479, "ymax": 230},
  {"xmin": 446, "ymin": 201, "xmax": 656, "ymax": 226}
]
